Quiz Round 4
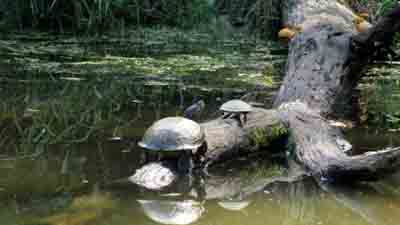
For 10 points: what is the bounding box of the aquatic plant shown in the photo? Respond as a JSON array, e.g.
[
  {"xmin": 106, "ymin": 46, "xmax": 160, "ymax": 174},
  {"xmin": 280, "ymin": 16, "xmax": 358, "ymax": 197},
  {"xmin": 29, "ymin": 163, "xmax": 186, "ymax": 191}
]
[{"xmin": 215, "ymin": 0, "xmax": 281, "ymax": 39}]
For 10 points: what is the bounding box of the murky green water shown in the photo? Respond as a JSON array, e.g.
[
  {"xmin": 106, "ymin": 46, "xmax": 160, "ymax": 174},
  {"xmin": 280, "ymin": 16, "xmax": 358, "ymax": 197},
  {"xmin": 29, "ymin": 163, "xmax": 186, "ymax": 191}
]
[{"xmin": 0, "ymin": 30, "xmax": 400, "ymax": 225}]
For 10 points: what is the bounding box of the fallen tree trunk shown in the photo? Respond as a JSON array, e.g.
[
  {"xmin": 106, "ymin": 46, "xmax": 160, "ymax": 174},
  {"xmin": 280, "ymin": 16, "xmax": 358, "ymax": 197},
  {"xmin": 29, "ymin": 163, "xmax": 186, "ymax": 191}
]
[
  {"xmin": 132, "ymin": 1, "xmax": 400, "ymax": 189},
  {"xmin": 273, "ymin": 1, "xmax": 400, "ymax": 181},
  {"xmin": 201, "ymin": 108, "xmax": 285, "ymax": 165},
  {"xmin": 203, "ymin": 2, "xmax": 400, "ymax": 181}
]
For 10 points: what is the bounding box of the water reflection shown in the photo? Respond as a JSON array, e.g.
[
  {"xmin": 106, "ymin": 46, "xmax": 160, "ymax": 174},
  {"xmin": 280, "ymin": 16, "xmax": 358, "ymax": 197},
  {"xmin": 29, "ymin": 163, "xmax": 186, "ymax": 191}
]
[
  {"xmin": 129, "ymin": 162, "xmax": 178, "ymax": 191},
  {"xmin": 138, "ymin": 199, "xmax": 204, "ymax": 225},
  {"xmin": 1, "ymin": 34, "xmax": 400, "ymax": 225},
  {"xmin": 3, "ymin": 158, "xmax": 400, "ymax": 225},
  {"xmin": 217, "ymin": 200, "xmax": 251, "ymax": 211}
]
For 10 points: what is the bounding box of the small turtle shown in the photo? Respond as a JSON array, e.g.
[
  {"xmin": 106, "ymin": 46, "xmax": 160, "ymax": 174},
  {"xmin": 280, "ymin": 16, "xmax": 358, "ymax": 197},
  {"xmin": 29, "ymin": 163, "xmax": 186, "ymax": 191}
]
[
  {"xmin": 219, "ymin": 99, "xmax": 252, "ymax": 125},
  {"xmin": 138, "ymin": 117, "xmax": 205, "ymax": 174}
]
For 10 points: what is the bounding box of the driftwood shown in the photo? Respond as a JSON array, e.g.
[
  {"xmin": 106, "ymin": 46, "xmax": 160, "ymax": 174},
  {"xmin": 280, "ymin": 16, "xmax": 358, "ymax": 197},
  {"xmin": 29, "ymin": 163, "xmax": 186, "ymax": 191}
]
[
  {"xmin": 203, "ymin": 2, "xmax": 400, "ymax": 182},
  {"xmin": 201, "ymin": 108, "xmax": 284, "ymax": 166},
  {"xmin": 271, "ymin": 2, "xmax": 400, "ymax": 182},
  {"xmin": 200, "ymin": 2, "xmax": 400, "ymax": 182},
  {"xmin": 132, "ymin": 1, "xmax": 400, "ymax": 189}
]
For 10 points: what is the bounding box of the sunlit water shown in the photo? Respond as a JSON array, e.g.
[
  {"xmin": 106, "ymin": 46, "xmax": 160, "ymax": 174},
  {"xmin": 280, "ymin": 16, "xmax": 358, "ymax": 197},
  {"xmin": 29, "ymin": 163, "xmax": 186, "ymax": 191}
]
[{"xmin": 0, "ymin": 32, "xmax": 400, "ymax": 225}]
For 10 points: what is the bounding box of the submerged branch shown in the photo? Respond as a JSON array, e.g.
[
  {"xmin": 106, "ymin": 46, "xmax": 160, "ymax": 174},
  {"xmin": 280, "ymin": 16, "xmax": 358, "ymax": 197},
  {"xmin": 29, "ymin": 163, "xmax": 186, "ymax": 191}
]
[{"xmin": 279, "ymin": 102, "xmax": 400, "ymax": 182}]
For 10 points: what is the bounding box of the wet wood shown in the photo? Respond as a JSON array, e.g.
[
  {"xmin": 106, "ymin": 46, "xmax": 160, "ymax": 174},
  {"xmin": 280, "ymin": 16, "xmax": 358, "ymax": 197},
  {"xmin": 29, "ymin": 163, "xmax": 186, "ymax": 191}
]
[
  {"xmin": 203, "ymin": 2, "xmax": 400, "ymax": 182},
  {"xmin": 273, "ymin": 1, "xmax": 400, "ymax": 181},
  {"xmin": 131, "ymin": 1, "xmax": 400, "ymax": 187},
  {"xmin": 278, "ymin": 102, "xmax": 400, "ymax": 181},
  {"xmin": 201, "ymin": 108, "xmax": 283, "ymax": 166}
]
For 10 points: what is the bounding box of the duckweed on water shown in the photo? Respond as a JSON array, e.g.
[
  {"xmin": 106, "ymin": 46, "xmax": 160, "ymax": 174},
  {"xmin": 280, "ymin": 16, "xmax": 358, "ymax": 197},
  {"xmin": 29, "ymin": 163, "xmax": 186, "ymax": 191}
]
[
  {"xmin": 68, "ymin": 53, "xmax": 279, "ymax": 87},
  {"xmin": 0, "ymin": 29, "xmax": 285, "ymax": 88},
  {"xmin": 360, "ymin": 63, "xmax": 400, "ymax": 130},
  {"xmin": 0, "ymin": 31, "xmax": 285, "ymax": 160},
  {"xmin": 0, "ymin": 29, "xmax": 286, "ymax": 157}
]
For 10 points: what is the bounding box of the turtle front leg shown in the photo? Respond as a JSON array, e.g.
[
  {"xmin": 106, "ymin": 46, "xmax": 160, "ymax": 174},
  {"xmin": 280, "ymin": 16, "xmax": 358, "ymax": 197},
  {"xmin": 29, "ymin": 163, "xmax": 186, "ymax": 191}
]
[
  {"xmin": 177, "ymin": 151, "xmax": 194, "ymax": 175},
  {"xmin": 236, "ymin": 113, "xmax": 244, "ymax": 127},
  {"xmin": 222, "ymin": 112, "xmax": 231, "ymax": 119},
  {"xmin": 145, "ymin": 151, "xmax": 159, "ymax": 163}
]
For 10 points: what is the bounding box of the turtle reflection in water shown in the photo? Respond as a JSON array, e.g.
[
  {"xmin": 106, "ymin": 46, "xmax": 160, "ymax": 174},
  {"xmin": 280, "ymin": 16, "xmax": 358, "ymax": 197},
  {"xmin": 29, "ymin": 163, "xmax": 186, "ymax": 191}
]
[
  {"xmin": 220, "ymin": 99, "xmax": 252, "ymax": 125},
  {"xmin": 129, "ymin": 162, "xmax": 177, "ymax": 190},
  {"xmin": 138, "ymin": 200, "xmax": 204, "ymax": 225},
  {"xmin": 138, "ymin": 117, "xmax": 206, "ymax": 174},
  {"xmin": 218, "ymin": 200, "xmax": 251, "ymax": 211}
]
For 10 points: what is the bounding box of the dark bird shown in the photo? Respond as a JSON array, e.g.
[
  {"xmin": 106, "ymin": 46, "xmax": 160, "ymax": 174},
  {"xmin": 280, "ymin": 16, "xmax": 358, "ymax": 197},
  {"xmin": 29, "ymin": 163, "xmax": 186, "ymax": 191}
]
[{"xmin": 183, "ymin": 100, "xmax": 205, "ymax": 120}]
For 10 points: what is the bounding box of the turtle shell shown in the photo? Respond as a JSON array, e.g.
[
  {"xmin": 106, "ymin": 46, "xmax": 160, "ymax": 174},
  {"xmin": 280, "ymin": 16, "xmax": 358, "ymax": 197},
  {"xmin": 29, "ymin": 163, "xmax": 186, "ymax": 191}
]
[
  {"xmin": 219, "ymin": 99, "xmax": 252, "ymax": 113},
  {"xmin": 138, "ymin": 117, "xmax": 205, "ymax": 151}
]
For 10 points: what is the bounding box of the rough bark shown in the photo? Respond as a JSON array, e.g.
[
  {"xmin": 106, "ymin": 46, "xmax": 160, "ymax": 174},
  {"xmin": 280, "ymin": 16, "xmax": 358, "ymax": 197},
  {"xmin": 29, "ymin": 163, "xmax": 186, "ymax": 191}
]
[
  {"xmin": 274, "ymin": 2, "xmax": 400, "ymax": 181},
  {"xmin": 201, "ymin": 108, "xmax": 284, "ymax": 165},
  {"xmin": 131, "ymin": 2, "xmax": 400, "ymax": 188},
  {"xmin": 279, "ymin": 102, "xmax": 400, "ymax": 181}
]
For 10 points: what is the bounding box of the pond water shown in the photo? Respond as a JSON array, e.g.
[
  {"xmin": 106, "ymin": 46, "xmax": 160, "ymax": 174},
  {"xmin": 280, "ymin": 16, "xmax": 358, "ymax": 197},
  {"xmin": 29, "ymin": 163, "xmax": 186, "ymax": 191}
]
[{"xmin": 0, "ymin": 30, "xmax": 400, "ymax": 225}]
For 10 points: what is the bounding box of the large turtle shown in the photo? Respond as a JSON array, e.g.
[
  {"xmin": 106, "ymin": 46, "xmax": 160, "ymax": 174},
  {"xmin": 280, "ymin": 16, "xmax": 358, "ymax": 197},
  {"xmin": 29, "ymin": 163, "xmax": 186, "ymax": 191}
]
[
  {"xmin": 219, "ymin": 99, "xmax": 252, "ymax": 125},
  {"xmin": 138, "ymin": 117, "xmax": 205, "ymax": 174}
]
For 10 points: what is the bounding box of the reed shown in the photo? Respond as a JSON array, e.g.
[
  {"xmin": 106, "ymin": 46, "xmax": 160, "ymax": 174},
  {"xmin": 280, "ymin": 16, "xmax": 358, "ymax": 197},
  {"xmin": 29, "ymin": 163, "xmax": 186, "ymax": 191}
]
[{"xmin": 0, "ymin": 0, "xmax": 215, "ymax": 33}]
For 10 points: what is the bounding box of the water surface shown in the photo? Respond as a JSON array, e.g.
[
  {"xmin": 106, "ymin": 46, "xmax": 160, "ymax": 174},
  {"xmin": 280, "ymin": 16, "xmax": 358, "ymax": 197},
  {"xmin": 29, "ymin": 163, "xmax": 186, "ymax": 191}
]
[{"xmin": 0, "ymin": 31, "xmax": 400, "ymax": 225}]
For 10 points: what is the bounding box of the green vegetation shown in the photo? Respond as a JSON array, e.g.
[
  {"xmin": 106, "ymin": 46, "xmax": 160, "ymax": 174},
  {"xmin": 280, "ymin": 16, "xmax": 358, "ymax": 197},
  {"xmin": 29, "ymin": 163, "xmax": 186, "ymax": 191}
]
[
  {"xmin": 362, "ymin": 65, "xmax": 400, "ymax": 131},
  {"xmin": 3, "ymin": 0, "xmax": 396, "ymax": 39},
  {"xmin": 375, "ymin": 0, "xmax": 399, "ymax": 15},
  {"xmin": 215, "ymin": 0, "xmax": 281, "ymax": 38},
  {"xmin": 249, "ymin": 124, "xmax": 288, "ymax": 150},
  {"xmin": 0, "ymin": 0, "xmax": 214, "ymax": 33},
  {"xmin": 0, "ymin": 32, "xmax": 283, "ymax": 158},
  {"xmin": 0, "ymin": 0, "xmax": 284, "ymax": 39},
  {"xmin": 353, "ymin": 0, "xmax": 398, "ymax": 16}
]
